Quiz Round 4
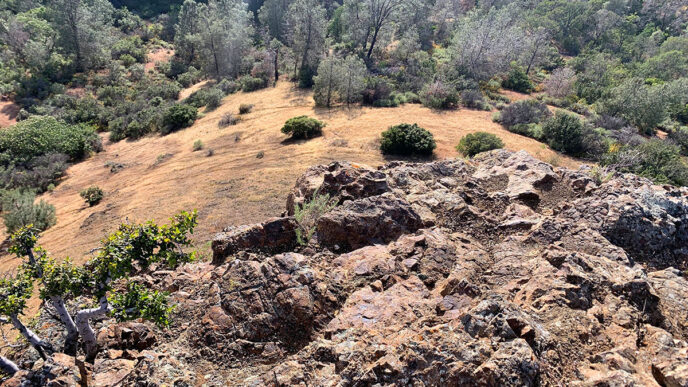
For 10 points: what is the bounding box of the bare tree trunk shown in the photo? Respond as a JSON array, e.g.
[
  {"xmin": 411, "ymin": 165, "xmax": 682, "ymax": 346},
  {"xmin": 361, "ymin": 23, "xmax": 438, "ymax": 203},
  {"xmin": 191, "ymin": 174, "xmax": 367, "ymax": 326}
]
[
  {"xmin": 50, "ymin": 297, "xmax": 79, "ymax": 356},
  {"xmin": 10, "ymin": 315, "xmax": 50, "ymax": 360},
  {"xmin": 75, "ymin": 296, "xmax": 109, "ymax": 363},
  {"xmin": 0, "ymin": 355, "xmax": 19, "ymax": 375},
  {"xmin": 274, "ymin": 47, "xmax": 279, "ymax": 84}
]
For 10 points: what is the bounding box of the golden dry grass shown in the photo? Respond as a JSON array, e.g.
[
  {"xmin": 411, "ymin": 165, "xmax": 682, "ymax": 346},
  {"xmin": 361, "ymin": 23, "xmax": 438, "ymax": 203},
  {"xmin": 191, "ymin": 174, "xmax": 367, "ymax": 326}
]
[{"xmin": 0, "ymin": 81, "xmax": 583, "ymax": 273}]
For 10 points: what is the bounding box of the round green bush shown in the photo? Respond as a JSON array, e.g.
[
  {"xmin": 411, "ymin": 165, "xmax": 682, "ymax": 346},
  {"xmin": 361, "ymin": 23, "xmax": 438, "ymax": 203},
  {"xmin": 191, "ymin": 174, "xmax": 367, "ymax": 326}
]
[
  {"xmin": 380, "ymin": 123, "xmax": 436, "ymax": 156},
  {"xmin": 281, "ymin": 116, "xmax": 325, "ymax": 139},
  {"xmin": 0, "ymin": 116, "xmax": 101, "ymax": 165},
  {"xmin": 542, "ymin": 111, "xmax": 584, "ymax": 155},
  {"xmin": 502, "ymin": 65, "xmax": 534, "ymax": 93},
  {"xmin": 456, "ymin": 132, "xmax": 504, "ymax": 157},
  {"xmin": 162, "ymin": 104, "xmax": 197, "ymax": 134},
  {"xmin": 240, "ymin": 76, "xmax": 267, "ymax": 92},
  {"xmin": 80, "ymin": 186, "xmax": 104, "ymax": 206}
]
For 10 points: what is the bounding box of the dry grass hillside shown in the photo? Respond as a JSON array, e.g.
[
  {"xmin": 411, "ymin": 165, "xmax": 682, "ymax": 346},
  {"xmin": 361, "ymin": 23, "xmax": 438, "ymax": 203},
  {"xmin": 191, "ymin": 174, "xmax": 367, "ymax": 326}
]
[{"xmin": 0, "ymin": 81, "xmax": 582, "ymax": 271}]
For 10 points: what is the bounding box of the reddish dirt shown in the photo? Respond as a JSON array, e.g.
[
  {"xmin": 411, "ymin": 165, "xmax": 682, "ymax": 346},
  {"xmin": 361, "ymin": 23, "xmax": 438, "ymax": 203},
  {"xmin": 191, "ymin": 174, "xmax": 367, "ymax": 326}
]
[
  {"xmin": 0, "ymin": 100, "xmax": 19, "ymax": 128},
  {"xmin": 145, "ymin": 48, "xmax": 174, "ymax": 71}
]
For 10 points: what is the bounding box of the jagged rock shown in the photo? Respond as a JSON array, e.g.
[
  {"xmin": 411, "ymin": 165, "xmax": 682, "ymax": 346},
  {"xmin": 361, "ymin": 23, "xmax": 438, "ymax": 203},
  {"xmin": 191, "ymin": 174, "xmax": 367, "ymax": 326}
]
[
  {"xmin": 8, "ymin": 150, "xmax": 688, "ymax": 387},
  {"xmin": 286, "ymin": 161, "xmax": 389, "ymax": 215},
  {"xmin": 315, "ymin": 192, "xmax": 424, "ymax": 251},
  {"xmin": 212, "ymin": 217, "xmax": 297, "ymax": 264}
]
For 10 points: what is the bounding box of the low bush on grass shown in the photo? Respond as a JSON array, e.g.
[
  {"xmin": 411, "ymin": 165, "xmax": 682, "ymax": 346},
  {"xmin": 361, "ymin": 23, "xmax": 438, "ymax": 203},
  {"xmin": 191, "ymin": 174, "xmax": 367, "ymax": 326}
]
[
  {"xmin": 239, "ymin": 104, "xmax": 254, "ymax": 114},
  {"xmin": 80, "ymin": 186, "xmax": 104, "ymax": 206},
  {"xmin": 456, "ymin": 132, "xmax": 504, "ymax": 157},
  {"xmin": 218, "ymin": 113, "xmax": 239, "ymax": 127},
  {"xmin": 161, "ymin": 104, "xmax": 197, "ymax": 134},
  {"xmin": 498, "ymin": 99, "xmax": 551, "ymax": 130},
  {"xmin": 281, "ymin": 116, "xmax": 326, "ymax": 139},
  {"xmin": 380, "ymin": 123, "xmax": 436, "ymax": 156}
]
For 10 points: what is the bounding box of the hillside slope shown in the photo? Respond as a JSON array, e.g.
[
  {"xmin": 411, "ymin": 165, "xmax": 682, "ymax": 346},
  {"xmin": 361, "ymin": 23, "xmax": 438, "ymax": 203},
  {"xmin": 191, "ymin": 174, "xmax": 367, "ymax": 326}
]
[{"xmin": 0, "ymin": 82, "xmax": 581, "ymax": 271}]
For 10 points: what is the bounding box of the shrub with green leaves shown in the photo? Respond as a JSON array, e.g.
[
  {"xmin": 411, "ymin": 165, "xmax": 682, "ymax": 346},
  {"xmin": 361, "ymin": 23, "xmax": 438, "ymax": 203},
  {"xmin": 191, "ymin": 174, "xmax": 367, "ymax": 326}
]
[
  {"xmin": 193, "ymin": 140, "xmax": 204, "ymax": 151},
  {"xmin": 1, "ymin": 190, "xmax": 56, "ymax": 233},
  {"xmin": 294, "ymin": 191, "xmax": 338, "ymax": 245},
  {"xmin": 380, "ymin": 123, "xmax": 436, "ymax": 156},
  {"xmin": 5, "ymin": 211, "xmax": 198, "ymax": 364},
  {"xmin": 281, "ymin": 116, "xmax": 326, "ymax": 139},
  {"xmin": 502, "ymin": 65, "xmax": 534, "ymax": 93},
  {"xmin": 602, "ymin": 140, "xmax": 688, "ymax": 186},
  {"xmin": 456, "ymin": 132, "xmax": 504, "ymax": 157},
  {"xmin": 162, "ymin": 104, "xmax": 197, "ymax": 134},
  {"xmin": 541, "ymin": 111, "xmax": 585, "ymax": 155},
  {"xmin": 420, "ymin": 81, "xmax": 459, "ymax": 110},
  {"xmin": 0, "ymin": 117, "xmax": 100, "ymax": 166},
  {"xmin": 240, "ymin": 76, "xmax": 267, "ymax": 92},
  {"xmin": 79, "ymin": 186, "xmax": 104, "ymax": 206},
  {"xmin": 498, "ymin": 99, "xmax": 551, "ymax": 130}
]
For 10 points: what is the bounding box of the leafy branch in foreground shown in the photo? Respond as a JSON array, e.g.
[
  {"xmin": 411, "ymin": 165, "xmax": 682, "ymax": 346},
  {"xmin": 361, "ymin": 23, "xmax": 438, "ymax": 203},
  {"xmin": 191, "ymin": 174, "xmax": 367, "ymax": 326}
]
[{"xmin": 4, "ymin": 210, "xmax": 198, "ymax": 368}]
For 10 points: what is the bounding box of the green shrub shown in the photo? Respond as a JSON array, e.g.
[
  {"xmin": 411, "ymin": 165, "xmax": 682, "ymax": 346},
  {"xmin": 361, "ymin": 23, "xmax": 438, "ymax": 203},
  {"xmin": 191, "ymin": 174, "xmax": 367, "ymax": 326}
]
[
  {"xmin": 541, "ymin": 112, "xmax": 584, "ymax": 155},
  {"xmin": 240, "ymin": 76, "xmax": 267, "ymax": 92},
  {"xmin": 218, "ymin": 79, "xmax": 240, "ymax": 95},
  {"xmin": 162, "ymin": 104, "xmax": 197, "ymax": 134},
  {"xmin": 602, "ymin": 140, "xmax": 688, "ymax": 186},
  {"xmin": 1, "ymin": 190, "xmax": 56, "ymax": 233},
  {"xmin": 176, "ymin": 68, "xmax": 202, "ymax": 88},
  {"xmin": 239, "ymin": 104, "xmax": 254, "ymax": 114},
  {"xmin": 456, "ymin": 132, "xmax": 504, "ymax": 157},
  {"xmin": 498, "ymin": 100, "xmax": 551, "ymax": 129},
  {"xmin": 281, "ymin": 116, "xmax": 326, "ymax": 139},
  {"xmin": 502, "ymin": 65, "xmax": 534, "ymax": 93},
  {"xmin": 185, "ymin": 87, "xmax": 224, "ymax": 110},
  {"xmin": 669, "ymin": 126, "xmax": 688, "ymax": 155},
  {"xmin": 420, "ymin": 81, "xmax": 459, "ymax": 110},
  {"xmin": 80, "ymin": 186, "xmax": 104, "ymax": 206},
  {"xmin": 0, "ymin": 117, "xmax": 101, "ymax": 166},
  {"xmin": 380, "ymin": 123, "xmax": 436, "ymax": 156},
  {"xmin": 192, "ymin": 140, "xmax": 204, "ymax": 151}
]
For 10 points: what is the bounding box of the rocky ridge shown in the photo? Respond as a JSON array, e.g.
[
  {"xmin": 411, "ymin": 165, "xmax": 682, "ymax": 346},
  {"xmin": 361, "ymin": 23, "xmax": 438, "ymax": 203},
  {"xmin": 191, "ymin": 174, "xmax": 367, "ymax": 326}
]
[{"xmin": 4, "ymin": 150, "xmax": 688, "ymax": 386}]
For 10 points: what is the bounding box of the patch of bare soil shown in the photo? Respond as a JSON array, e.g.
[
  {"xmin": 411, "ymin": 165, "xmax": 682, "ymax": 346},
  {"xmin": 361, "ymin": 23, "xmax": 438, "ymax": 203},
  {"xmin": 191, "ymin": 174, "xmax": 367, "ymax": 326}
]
[
  {"xmin": 145, "ymin": 48, "xmax": 174, "ymax": 71},
  {"xmin": 0, "ymin": 99, "xmax": 20, "ymax": 128}
]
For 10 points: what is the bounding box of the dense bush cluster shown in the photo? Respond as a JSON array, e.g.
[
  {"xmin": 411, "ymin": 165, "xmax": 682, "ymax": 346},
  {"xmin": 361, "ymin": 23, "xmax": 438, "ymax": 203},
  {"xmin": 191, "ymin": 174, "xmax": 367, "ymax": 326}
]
[
  {"xmin": 281, "ymin": 116, "xmax": 325, "ymax": 139},
  {"xmin": 456, "ymin": 132, "xmax": 504, "ymax": 157},
  {"xmin": 80, "ymin": 186, "xmax": 104, "ymax": 206},
  {"xmin": 380, "ymin": 123, "xmax": 436, "ymax": 156}
]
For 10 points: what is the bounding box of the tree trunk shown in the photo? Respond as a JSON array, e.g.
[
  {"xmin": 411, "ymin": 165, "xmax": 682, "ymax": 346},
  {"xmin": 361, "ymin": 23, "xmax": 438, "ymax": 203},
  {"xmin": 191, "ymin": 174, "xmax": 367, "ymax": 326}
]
[
  {"xmin": 366, "ymin": 27, "xmax": 380, "ymax": 59},
  {"xmin": 10, "ymin": 315, "xmax": 50, "ymax": 360},
  {"xmin": 50, "ymin": 296, "xmax": 79, "ymax": 356},
  {"xmin": 75, "ymin": 296, "xmax": 109, "ymax": 363},
  {"xmin": 274, "ymin": 47, "xmax": 279, "ymax": 85},
  {"xmin": 0, "ymin": 355, "xmax": 19, "ymax": 375}
]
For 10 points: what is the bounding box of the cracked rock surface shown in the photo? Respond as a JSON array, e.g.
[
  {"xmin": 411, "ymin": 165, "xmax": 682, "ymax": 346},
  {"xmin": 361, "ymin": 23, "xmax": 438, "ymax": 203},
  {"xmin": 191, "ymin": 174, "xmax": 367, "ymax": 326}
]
[{"xmin": 5, "ymin": 150, "xmax": 688, "ymax": 386}]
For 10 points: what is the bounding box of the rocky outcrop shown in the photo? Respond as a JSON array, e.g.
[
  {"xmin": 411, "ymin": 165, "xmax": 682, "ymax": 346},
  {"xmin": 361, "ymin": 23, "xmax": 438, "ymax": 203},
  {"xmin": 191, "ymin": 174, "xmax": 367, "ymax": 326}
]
[{"xmin": 5, "ymin": 150, "xmax": 688, "ymax": 386}]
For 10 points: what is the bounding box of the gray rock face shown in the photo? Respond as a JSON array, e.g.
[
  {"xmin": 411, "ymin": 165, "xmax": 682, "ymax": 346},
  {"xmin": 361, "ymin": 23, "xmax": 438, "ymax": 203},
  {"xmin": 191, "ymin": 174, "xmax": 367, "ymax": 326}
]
[{"xmin": 8, "ymin": 150, "xmax": 688, "ymax": 386}]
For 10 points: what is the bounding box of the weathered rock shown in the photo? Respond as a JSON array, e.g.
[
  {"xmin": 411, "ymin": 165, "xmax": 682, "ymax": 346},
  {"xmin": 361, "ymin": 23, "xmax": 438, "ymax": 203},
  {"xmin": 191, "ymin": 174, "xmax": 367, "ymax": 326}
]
[
  {"xmin": 212, "ymin": 217, "xmax": 297, "ymax": 264},
  {"xmin": 315, "ymin": 193, "xmax": 424, "ymax": 251},
  {"xmin": 9, "ymin": 150, "xmax": 688, "ymax": 387}
]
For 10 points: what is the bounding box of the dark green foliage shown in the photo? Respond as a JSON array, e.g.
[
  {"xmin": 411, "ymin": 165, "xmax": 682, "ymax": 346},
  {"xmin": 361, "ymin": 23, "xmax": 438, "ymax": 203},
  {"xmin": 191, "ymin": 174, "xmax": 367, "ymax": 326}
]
[
  {"xmin": 541, "ymin": 112, "xmax": 585, "ymax": 155},
  {"xmin": 0, "ymin": 153, "xmax": 70, "ymax": 193},
  {"xmin": 281, "ymin": 116, "xmax": 325, "ymax": 139},
  {"xmin": 602, "ymin": 140, "xmax": 688, "ymax": 186},
  {"xmin": 668, "ymin": 127, "xmax": 688, "ymax": 155},
  {"xmin": 498, "ymin": 100, "xmax": 551, "ymax": 129},
  {"xmin": 162, "ymin": 104, "xmax": 197, "ymax": 134},
  {"xmin": 111, "ymin": 36, "xmax": 147, "ymax": 64},
  {"xmin": 362, "ymin": 77, "xmax": 394, "ymax": 106},
  {"xmin": 380, "ymin": 123, "xmax": 436, "ymax": 156},
  {"xmin": 185, "ymin": 87, "xmax": 224, "ymax": 110},
  {"xmin": 79, "ymin": 186, "xmax": 104, "ymax": 206},
  {"xmin": 109, "ymin": 282, "xmax": 173, "ymax": 327},
  {"xmin": 456, "ymin": 132, "xmax": 504, "ymax": 157},
  {"xmin": 0, "ymin": 117, "xmax": 100, "ymax": 165},
  {"xmin": 217, "ymin": 79, "xmax": 240, "ymax": 94},
  {"xmin": 1, "ymin": 190, "xmax": 56, "ymax": 233},
  {"xmin": 298, "ymin": 66, "xmax": 316, "ymax": 88},
  {"xmin": 241, "ymin": 76, "xmax": 267, "ymax": 92},
  {"xmin": 502, "ymin": 65, "xmax": 533, "ymax": 93}
]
